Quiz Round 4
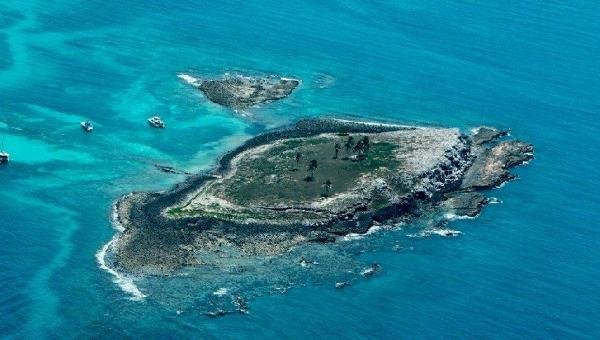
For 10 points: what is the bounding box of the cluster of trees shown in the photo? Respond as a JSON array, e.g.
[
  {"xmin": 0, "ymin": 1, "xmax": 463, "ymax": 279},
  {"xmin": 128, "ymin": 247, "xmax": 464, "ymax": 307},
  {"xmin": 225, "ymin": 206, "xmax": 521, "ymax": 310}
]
[
  {"xmin": 334, "ymin": 135, "xmax": 371, "ymax": 158},
  {"xmin": 291, "ymin": 134, "xmax": 371, "ymax": 196},
  {"xmin": 306, "ymin": 160, "xmax": 333, "ymax": 197},
  {"xmin": 295, "ymin": 152, "xmax": 319, "ymax": 182},
  {"xmin": 352, "ymin": 135, "xmax": 371, "ymax": 155}
]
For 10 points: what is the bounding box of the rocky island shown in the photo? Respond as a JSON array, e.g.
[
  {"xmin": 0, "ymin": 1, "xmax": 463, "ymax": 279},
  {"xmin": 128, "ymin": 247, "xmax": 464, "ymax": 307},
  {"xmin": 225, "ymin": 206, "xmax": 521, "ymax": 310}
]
[
  {"xmin": 178, "ymin": 73, "xmax": 300, "ymax": 110},
  {"xmin": 112, "ymin": 119, "xmax": 533, "ymax": 274}
]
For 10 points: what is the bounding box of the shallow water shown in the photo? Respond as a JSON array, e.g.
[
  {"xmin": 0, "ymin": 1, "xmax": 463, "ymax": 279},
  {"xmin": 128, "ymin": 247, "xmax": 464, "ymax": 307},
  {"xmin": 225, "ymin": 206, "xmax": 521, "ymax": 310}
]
[{"xmin": 1, "ymin": 0, "xmax": 600, "ymax": 338}]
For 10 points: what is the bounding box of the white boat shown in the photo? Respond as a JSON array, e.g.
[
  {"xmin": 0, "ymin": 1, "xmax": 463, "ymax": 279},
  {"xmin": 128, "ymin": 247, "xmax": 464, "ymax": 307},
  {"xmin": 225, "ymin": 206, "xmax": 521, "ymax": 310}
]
[
  {"xmin": 0, "ymin": 136, "xmax": 8, "ymax": 164},
  {"xmin": 148, "ymin": 116, "xmax": 165, "ymax": 128},
  {"xmin": 80, "ymin": 120, "xmax": 93, "ymax": 132},
  {"xmin": 0, "ymin": 151, "xmax": 9, "ymax": 164}
]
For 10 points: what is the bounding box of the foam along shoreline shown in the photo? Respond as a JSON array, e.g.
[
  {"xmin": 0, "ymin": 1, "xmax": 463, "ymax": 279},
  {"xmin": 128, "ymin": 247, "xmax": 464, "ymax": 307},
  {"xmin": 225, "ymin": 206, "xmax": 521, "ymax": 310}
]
[
  {"xmin": 330, "ymin": 117, "xmax": 422, "ymax": 130},
  {"xmin": 407, "ymin": 227, "xmax": 463, "ymax": 238},
  {"xmin": 95, "ymin": 199, "xmax": 147, "ymax": 301},
  {"xmin": 96, "ymin": 236, "xmax": 147, "ymax": 301},
  {"xmin": 177, "ymin": 73, "xmax": 201, "ymax": 87},
  {"xmin": 110, "ymin": 118, "xmax": 533, "ymax": 274}
]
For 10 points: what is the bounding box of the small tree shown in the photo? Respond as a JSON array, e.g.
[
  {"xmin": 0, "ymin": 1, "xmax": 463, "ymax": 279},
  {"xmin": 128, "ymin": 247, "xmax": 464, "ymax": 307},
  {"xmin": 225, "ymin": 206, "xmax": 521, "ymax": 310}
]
[
  {"xmin": 333, "ymin": 143, "xmax": 341, "ymax": 159},
  {"xmin": 307, "ymin": 159, "xmax": 318, "ymax": 181},
  {"xmin": 362, "ymin": 136, "xmax": 370, "ymax": 151},
  {"xmin": 294, "ymin": 151, "xmax": 302, "ymax": 169},
  {"xmin": 344, "ymin": 136, "xmax": 354, "ymax": 154},
  {"xmin": 353, "ymin": 140, "xmax": 364, "ymax": 154},
  {"xmin": 322, "ymin": 179, "xmax": 332, "ymax": 196}
]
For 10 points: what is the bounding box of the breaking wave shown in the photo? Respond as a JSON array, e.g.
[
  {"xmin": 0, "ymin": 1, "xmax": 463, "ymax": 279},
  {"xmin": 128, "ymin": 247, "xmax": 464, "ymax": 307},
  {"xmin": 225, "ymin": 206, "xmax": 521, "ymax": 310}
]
[
  {"xmin": 444, "ymin": 212, "xmax": 477, "ymax": 221},
  {"xmin": 96, "ymin": 199, "xmax": 146, "ymax": 301},
  {"xmin": 407, "ymin": 227, "xmax": 462, "ymax": 238},
  {"xmin": 340, "ymin": 224, "xmax": 396, "ymax": 241},
  {"xmin": 488, "ymin": 197, "xmax": 503, "ymax": 204},
  {"xmin": 177, "ymin": 73, "xmax": 202, "ymax": 87}
]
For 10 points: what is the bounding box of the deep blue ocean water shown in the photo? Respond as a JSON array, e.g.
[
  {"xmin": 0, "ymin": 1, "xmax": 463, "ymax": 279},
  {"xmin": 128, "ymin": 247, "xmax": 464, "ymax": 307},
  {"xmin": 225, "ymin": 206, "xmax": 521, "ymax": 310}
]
[{"xmin": 1, "ymin": 0, "xmax": 600, "ymax": 338}]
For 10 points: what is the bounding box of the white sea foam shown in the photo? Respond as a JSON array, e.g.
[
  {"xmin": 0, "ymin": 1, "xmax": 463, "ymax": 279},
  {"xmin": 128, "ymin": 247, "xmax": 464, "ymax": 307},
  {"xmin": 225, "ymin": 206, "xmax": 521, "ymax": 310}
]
[
  {"xmin": 177, "ymin": 73, "xmax": 202, "ymax": 87},
  {"xmin": 360, "ymin": 267, "xmax": 376, "ymax": 276},
  {"xmin": 280, "ymin": 76, "xmax": 300, "ymax": 82},
  {"xmin": 95, "ymin": 199, "xmax": 146, "ymax": 301},
  {"xmin": 299, "ymin": 259, "xmax": 319, "ymax": 267},
  {"xmin": 408, "ymin": 227, "xmax": 462, "ymax": 238},
  {"xmin": 429, "ymin": 228, "xmax": 462, "ymax": 237},
  {"xmin": 444, "ymin": 212, "xmax": 477, "ymax": 221},
  {"xmin": 495, "ymin": 181, "xmax": 507, "ymax": 189},
  {"xmin": 110, "ymin": 201, "xmax": 125, "ymax": 232},
  {"xmin": 341, "ymin": 224, "xmax": 386, "ymax": 241},
  {"xmin": 96, "ymin": 238, "xmax": 147, "ymax": 301},
  {"xmin": 213, "ymin": 288, "xmax": 229, "ymax": 297},
  {"xmin": 330, "ymin": 118, "xmax": 418, "ymax": 130},
  {"xmin": 488, "ymin": 197, "xmax": 503, "ymax": 204}
]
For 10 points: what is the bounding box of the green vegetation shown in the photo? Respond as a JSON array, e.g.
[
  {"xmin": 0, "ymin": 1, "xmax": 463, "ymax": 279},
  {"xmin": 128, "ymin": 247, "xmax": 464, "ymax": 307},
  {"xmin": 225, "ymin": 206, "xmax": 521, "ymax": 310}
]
[
  {"xmin": 167, "ymin": 207, "xmax": 185, "ymax": 217},
  {"xmin": 219, "ymin": 134, "xmax": 401, "ymax": 205},
  {"xmin": 164, "ymin": 126, "xmax": 467, "ymax": 227},
  {"xmin": 322, "ymin": 179, "xmax": 333, "ymax": 197},
  {"xmin": 307, "ymin": 159, "xmax": 318, "ymax": 181}
]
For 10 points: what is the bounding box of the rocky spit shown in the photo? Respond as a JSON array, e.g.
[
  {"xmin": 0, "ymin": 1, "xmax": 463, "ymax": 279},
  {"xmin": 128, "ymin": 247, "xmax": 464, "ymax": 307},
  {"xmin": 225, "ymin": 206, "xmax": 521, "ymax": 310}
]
[
  {"xmin": 110, "ymin": 119, "xmax": 533, "ymax": 274},
  {"xmin": 179, "ymin": 73, "xmax": 299, "ymax": 110}
]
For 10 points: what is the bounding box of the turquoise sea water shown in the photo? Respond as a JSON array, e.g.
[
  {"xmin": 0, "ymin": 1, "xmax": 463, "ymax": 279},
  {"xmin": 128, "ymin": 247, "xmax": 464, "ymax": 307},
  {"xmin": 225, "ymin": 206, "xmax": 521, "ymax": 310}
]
[{"xmin": 1, "ymin": 0, "xmax": 600, "ymax": 338}]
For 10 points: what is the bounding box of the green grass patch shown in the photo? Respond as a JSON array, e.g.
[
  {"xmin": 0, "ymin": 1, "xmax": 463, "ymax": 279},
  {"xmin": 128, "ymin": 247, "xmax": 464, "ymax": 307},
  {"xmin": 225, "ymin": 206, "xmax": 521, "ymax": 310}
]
[
  {"xmin": 219, "ymin": 134, "xmax": 402, "ymax": 205},
  {"xmin": 167, "ymin": 207, "xmax": 185, "ymax": 217}
]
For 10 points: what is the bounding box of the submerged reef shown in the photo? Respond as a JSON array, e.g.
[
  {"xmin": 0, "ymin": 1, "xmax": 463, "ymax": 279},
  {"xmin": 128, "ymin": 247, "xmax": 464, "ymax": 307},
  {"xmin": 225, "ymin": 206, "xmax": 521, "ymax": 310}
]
[{"xmin": 111, "ymin": 119, "xmax": 533, "ymax": 274}]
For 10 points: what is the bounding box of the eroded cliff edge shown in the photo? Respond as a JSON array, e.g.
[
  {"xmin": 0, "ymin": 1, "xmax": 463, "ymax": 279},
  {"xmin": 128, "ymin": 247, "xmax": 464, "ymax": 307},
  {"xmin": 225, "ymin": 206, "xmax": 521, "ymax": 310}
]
[{"xmin": 112, "ymin": 119, "xmax": 533, "ymax": 274}]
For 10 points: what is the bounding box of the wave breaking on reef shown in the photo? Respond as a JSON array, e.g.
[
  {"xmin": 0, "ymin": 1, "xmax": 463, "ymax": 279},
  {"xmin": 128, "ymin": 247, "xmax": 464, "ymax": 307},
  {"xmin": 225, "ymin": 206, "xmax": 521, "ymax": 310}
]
[
  {"xmin": 96, "ymin": 199, "xmax": 147, "ymax": 301},
  {"xmin": 177, "ymin": 73, "xmax": 201, "ymax": 87}
]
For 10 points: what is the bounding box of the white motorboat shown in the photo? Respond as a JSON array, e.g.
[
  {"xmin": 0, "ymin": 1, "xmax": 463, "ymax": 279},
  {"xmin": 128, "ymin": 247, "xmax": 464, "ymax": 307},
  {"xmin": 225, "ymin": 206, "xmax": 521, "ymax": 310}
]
[
  {"xmin": 0, "ymin": 151, "xmax": 9, "ymax": 164},
  {"xmin": 80, "ymin": 120, "xmax": 93, "ymax": 132},
  {"xmin": 148, "ymin": 116, "xmax": 165, "ymax": 128},
  {"xmin": 0, "ymin": 136, "xmax": 8, "ymax": 164}
]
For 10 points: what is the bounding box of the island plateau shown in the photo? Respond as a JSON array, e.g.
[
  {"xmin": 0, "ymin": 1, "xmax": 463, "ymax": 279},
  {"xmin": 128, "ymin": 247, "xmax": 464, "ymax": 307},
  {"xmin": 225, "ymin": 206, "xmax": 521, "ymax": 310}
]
[{"xmin": 112, "ymin": 119, "xmax": 533, "ymax": 273}]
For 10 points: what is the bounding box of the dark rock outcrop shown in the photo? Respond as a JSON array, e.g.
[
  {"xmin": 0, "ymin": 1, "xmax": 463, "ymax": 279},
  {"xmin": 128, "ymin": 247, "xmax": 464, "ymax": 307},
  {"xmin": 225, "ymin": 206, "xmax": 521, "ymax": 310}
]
[
  {"xmin": 195, "ymin": 75, "xmax": 299, "ymax": 110},
  {"xmin": 444, "ymin": 191, "xmax": 487, "ymax": 217},
  {"xmin": 461, "ymin": 141, "xmax": 533, "ymax": 189},
  {"xmin": 472, "ymin": 127, "xmax": 509, "ymax": 145},
  {"xmin": 154, "ymin": 164, "xmax": 190, "ymax": 175}
]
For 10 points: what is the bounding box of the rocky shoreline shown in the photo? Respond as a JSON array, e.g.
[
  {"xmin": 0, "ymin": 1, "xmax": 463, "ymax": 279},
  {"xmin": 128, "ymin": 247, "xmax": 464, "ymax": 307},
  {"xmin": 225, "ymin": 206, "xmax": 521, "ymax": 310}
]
[{"xmin": 110, "ymin": 119, "xmax": 533, "ymax": 274}]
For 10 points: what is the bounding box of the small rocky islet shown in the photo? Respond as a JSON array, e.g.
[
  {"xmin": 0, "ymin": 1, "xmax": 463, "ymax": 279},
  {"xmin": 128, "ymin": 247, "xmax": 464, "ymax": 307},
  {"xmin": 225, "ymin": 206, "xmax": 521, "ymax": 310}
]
[
  {"xmin": 112, "ymin": 118, "xmax": 533, "ymax": 274},
  {"xmin": 179, "ymin": 73, "xmax": 300, "ymax": 110}
]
